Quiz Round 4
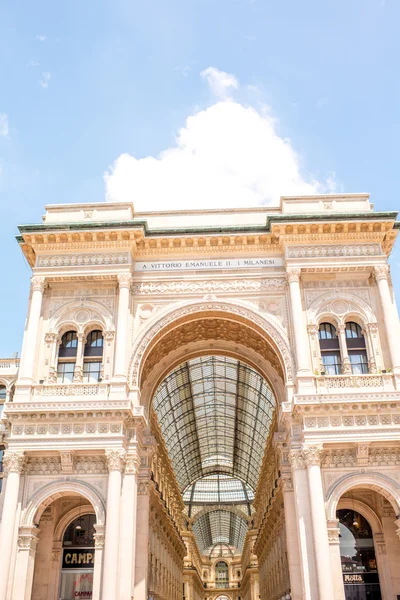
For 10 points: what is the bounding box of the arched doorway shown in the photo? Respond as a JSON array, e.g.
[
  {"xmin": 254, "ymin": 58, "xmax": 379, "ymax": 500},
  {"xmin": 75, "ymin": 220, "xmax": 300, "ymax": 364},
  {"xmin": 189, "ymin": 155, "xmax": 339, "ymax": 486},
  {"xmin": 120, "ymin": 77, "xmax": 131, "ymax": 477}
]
[
  {"xmin": 22, "ymin": 482, "xmax": 105, "ymax": 600},
  {"xmin": 338, "ymin": 508, "xmax": 381, "ymax": 599},
  {"xmin": 59, "ymin": 513, "xmax": 96, "ymax": 600}
]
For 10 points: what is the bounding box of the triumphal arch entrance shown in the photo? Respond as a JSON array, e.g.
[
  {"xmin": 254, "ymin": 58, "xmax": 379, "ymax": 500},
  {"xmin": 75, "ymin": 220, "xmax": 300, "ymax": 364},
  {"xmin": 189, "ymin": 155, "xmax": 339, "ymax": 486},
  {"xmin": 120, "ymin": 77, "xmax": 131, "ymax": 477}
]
[{"xmin": 1, "ymin": 193, "xmax": 400, "ymax": 600}]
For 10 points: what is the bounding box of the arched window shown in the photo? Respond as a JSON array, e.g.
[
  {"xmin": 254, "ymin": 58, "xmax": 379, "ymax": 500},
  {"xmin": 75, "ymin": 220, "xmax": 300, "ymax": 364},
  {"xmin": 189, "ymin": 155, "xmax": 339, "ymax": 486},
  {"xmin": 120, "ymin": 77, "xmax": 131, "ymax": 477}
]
[
  {"xmin": 318, "ymin": 323, "xmax": 341, "ymax": 375},
  {"xmin": 57, "ymin": 331, "xmax": 78, "ymax": 383},
  {"xmin": 337, "ymin": 509, "xmax": 381, "ymax": 598},
  {"xmin": 59, "ymin": 513, "xmax": 95, "ymax": 598},
  {"xmin": 345, "ymin": 322, "xmax": 368, "ymax": 374},
  {"xmin": 0, "ymin": 386, "xmax": 6, "ymax": 417},
  {"xmin": 83, "ymin": 330, "xmax": 104, "ymax": 383},
  {"xmin": 215, "ymin": 561, "xmax": 229, "ymax": 588}
]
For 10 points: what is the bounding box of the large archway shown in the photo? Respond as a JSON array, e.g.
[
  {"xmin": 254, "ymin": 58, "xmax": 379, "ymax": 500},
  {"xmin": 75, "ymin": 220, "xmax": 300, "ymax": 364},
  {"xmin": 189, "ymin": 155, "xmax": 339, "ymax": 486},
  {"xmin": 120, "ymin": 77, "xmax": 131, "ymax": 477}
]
[{"xmin": 136, "ymin": 303, "xmax": 290, "ymax": 600}]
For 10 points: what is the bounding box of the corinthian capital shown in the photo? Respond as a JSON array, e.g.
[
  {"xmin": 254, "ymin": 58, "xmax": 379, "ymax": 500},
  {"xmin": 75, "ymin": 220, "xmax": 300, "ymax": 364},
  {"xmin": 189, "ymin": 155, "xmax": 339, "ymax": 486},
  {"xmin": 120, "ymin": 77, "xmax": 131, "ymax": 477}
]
[
  {"xmin": 286, "ymin": 268, "xmax": 301, "ymax": 284},
  {"xmin": 3, "ymin": 451, "xmax": 25, "ymax": 474},
  {"xmin": 105, "ymin": 449, "xmax": 127, "ymax": 472},
  {"xmin": 31, "ymin": 276, "xmax": 46, "ymax": 293},
  {"xmin": 303, "ymin": 444, "xmax": 324, "ymax": 467},
  {"xmin": 374, "ymin": 265, "xmax": 389, "ymax": 281},
  {"xmin": 125, "ymin": 454, "xmax": 140, "ymax": 475},
  {"xmin": 289, "ymin": 449, "xmax": 306, "ymax": 470},
  {"xmin": 117, "ymin": 273, "xmax": 132, "ymax": 289}
]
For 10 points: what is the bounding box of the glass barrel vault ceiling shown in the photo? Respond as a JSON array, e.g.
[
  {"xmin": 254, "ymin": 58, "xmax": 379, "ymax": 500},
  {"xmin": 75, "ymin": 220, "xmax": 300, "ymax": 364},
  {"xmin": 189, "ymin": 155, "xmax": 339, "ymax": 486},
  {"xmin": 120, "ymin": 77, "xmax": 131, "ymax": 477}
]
[{"xmin": 152, "ymin": 355, "xmax": 276, "ymax": 554}]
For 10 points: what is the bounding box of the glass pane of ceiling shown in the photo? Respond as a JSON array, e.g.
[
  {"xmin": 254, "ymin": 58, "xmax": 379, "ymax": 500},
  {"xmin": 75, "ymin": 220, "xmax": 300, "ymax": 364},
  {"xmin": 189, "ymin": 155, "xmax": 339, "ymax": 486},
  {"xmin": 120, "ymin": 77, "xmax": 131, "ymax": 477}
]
[
  {"xmin": 183, "ymin": 475, "xmax": 254, "ymax": 505},
  {"xmin": 192, "ymin": 510, "xmax": 249, "ymax": 554},
  {"xmin": 153, "ymin": 355, "xmax": 275, "ymax": 492}
]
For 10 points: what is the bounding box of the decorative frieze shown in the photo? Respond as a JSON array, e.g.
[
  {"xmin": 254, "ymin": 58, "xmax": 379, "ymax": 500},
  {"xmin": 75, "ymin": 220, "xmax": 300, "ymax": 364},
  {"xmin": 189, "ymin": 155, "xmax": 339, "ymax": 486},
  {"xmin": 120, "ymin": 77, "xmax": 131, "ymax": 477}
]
[
  {"xmin": 39, "ymin": 384, "xmax": 100, "ymax": 396},
  {"xmin": 132, "ymin": 277, "xmax": 286, "ymax": 296},
  {"xmin": 304, "ymin": 413, "xmax": 400, "ymax": 431},
  {"xmin": 37, "ymin": 253, "xmax": 130, "ymax": 267},
  {"xmin": 287, "ymin": 244, "xmax": 382, "ymax": 259}
]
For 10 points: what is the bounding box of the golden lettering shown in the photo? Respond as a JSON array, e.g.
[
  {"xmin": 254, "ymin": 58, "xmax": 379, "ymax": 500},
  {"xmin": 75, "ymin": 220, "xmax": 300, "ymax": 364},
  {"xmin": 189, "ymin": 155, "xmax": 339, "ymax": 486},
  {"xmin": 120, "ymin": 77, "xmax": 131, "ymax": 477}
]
[{"xmin": 65, "ymin": 553, "xmax": 71, "ymax": 564}]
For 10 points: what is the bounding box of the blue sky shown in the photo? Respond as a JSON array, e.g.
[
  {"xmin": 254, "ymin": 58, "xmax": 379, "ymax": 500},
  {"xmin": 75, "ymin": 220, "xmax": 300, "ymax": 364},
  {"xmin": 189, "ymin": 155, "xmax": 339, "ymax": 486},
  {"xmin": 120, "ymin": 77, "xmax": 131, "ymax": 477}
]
[{"xmin": 0, "ymin": 0, "xmax": 399, "ymax": 356}]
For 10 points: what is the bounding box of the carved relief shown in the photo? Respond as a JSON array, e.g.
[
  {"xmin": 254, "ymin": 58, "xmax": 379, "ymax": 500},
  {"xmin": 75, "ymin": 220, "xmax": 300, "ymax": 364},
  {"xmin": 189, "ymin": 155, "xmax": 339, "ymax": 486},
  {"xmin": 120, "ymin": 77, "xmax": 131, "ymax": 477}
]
[
  {"xmin": 132, "ymin": 278, "xmax": 286, "ymax": 296},
  {"xmin": 105, "ymin": 449, "xmax": 126, "ymax": 472},
  {"xmin": 287, "ymin": 244, "xmax": 382, "ymax": 259},
  {"xmin": 38, "ymin": 253, "xmax": 129, "ymax": 267},
  {"xmin": 3, "ymin": 451, "xmax": 25, "ymax": 474}
]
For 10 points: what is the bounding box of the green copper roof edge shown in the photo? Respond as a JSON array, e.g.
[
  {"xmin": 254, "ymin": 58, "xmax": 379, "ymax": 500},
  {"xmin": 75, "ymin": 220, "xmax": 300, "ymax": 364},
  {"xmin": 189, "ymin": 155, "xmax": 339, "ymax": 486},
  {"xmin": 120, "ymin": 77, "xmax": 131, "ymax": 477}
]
[{"xmin": 16, "ymin": 211, "xmax": 398, "ymax": 239}]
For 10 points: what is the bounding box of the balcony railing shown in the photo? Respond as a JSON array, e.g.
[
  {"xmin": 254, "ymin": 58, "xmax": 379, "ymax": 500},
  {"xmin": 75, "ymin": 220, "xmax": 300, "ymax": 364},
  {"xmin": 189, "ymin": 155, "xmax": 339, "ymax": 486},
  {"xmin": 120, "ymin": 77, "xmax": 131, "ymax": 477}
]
[
  {"xmin": 33, "ymin": 382, "xmax": 109, "ymax": 398},
  {"xmin": 316, "ymin": 373, "xmax": 390, "ymax": 392}
]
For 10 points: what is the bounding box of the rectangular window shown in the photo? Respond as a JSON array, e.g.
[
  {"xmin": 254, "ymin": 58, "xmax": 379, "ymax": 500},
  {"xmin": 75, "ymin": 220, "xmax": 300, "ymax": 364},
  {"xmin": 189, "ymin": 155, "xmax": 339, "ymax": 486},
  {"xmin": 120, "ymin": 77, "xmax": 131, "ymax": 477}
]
[
  {"xmin": 83, "ymin": 361, "xmax": 102, "ymax": 383},
  {"xmin": 57, "ymin": 362, "xmax": 75, "ymax": 383},
  {"xmin": 349, "ymin": 351, "xmax": 368, "ymax": 375},
  {"xmin": 321, "ymin": 352, "xmax": 342, "ymax": 375}
]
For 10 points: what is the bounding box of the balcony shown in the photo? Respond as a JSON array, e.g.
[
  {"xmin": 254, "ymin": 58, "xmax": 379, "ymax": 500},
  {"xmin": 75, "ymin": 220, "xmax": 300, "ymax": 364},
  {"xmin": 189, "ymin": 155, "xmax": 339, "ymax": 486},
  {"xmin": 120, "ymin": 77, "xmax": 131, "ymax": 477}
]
[
  {"xmin": 315, "ymin": 373, "xmax": 394, "ymax": 393},
  {"xmin": 0, "ymin": 358, "xmax": 20, "ymax": 376}
]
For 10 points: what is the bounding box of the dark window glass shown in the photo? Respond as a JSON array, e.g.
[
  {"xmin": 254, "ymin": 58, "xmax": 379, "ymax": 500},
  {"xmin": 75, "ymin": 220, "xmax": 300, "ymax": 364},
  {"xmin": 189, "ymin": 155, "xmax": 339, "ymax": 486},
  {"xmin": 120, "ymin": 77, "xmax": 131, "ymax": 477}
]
[
  {"xmin": 0, "ymin": 386, "xmax": 6, "ymax": 400},
  {"xmin": 319, "ymin": 323, "xmax": 341, "ymax": 374},
  {"xmin": 63, "ymin": 513, "xmax": 96, "ymax": 547},
  {"xmin": 59, "ymin": 331, "xmax": 78, "ymax": 358},
  {"xmin": 321, "ymin": 353, "xmax": 342, "ymax": 375},
  {"xmin": 57, "ymin": 362, "xmax": 75, "ymax": 383},
  {"xmin": 61, "ymin": 331, "xmax": 78, "ymax": 348},
  {"xmin": 345, "ymin": 322, "xmax": 368, "ymax": 374},
  {"xmin": 0, "ymin": 448, "xmax": 4, "ymax": 472},
  {"xmin": 84, "ymin": 331, "xmax": 103, "ymax": 357},
  {"xmin": 318, "ymin": 323, "xmax": 338, "ymax": 340},
  {"xmin": 349, "ymin": 352, "xmax": 369, "ymax": 375},
  {"xmin": 345, "ymin": 322, "xmax": 364, "ymax": 339},
  {"xmin": 83, "ymin": 361, "xmax": 102, "ymax": 383}
]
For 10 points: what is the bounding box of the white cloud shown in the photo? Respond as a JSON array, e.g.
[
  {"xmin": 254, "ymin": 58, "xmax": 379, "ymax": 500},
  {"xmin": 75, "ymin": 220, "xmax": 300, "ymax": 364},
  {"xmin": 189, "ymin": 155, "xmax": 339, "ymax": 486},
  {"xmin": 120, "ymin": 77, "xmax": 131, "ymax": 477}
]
[
  {"xmin": 0, "ymin": 114, "xmax": 9, "ymax": 137},
  {"xmin": 39, "ymin": 72, "xmax": 51, "ymax": 88},
  {"xmin": 36, "ymin": 35, "xmax": 46, "ymax": 41},
  {"xmin": 27, "ymin": 60, "xmax": 40, "ymax": 68},
  {"xmin": 201, "ymin": 67, "xmax": 238, "ymax": 99},
  {"xmin": 105, "ymin": 68, "xmax": 334, "ymax": 211}
]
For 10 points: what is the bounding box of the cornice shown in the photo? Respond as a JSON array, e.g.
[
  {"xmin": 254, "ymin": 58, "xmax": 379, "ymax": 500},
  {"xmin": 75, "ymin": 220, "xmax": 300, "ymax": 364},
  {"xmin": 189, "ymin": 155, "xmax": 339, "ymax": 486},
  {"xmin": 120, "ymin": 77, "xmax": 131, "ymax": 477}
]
[{"xmin": 17, "ymin": 212, "xmax": 399, "ymax": 267}]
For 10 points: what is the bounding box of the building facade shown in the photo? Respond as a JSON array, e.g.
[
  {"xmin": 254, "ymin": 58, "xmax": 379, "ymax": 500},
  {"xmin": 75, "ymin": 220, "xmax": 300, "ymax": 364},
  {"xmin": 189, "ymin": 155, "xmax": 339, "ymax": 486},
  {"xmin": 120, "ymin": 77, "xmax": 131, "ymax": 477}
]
[{"xmin": 0, "ymin": 193, "xmax": 400, "ymax": 600}]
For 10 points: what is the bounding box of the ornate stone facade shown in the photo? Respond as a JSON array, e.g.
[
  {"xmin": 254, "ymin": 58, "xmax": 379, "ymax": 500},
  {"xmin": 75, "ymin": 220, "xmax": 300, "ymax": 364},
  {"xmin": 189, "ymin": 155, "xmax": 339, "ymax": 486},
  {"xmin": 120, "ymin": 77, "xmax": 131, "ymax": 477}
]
[{"xmin": 0, "ymin": 194, "xmax": 400, "ymax": 600}]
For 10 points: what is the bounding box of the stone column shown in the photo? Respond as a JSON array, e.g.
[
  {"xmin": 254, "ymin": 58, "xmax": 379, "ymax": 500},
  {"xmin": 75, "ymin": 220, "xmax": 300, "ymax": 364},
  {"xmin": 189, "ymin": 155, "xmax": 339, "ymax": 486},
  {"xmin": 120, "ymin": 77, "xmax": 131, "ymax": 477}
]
[
  {"xmin": 327, "ymin": 520, "xmax": 345, "ymax": 600},
  {"xmin": 134, "ymin": 478, "xmax": 151, "ymax": 600},
  {"xmin": 303, "ymin": 445, "xmax": 335, "ymax": 600},
  {"xmin": 373, "ymin": 533, "xmax": 394, "ymax": 600},
  {"xmin": 281, "ymin": 475, "xmax": 303, "ymax": 600},
  {"xmin": 363, "ymin": 326, "xmax": 378, "ymax": 373},
  {"xmin": 119, "ymin": 453, "xmax": 139, "ymax": 600},
  {"xmin": 18, "ymin": 276, "xmax": 46, "ymax": 383},
  {"xmin": 337, "ymin": 325, "xmax": 352, "ymax": 374},
  {"xmin": 102, "ymin": 449, "xmax": 126, "ymax": 600},
  {"xmin": 0, "ymin": 452, "xmax": 25, "ymax": 600},
  {"xmin": 289, "ymin": 449, "xmax": 317, "ymax": 600},
  {"xmin": 12, "ymin": 526, "xmax": 40, "ymax": 600},
  {"xmin": 93, "ymin": 525, "xmax": 105, "ymax": 600},
  {"xmin": 44, "ymin": 332, "xmax": 59, "ymax": 382},
  {"xmin": 113, "ymin": 273, "xmax": 132, "ymax": 379},
  {"xmin": 375, "ymin": 265, "xmax": 400, "ymax": 373},
  {"xmin": 73, "ymin": 332, "xmax": 86, "ymax": 382},
  {"xmin": 287, "ymin": 269, "xmax": 312, "ymax": 375},
  {"xmin": 47, "ymin": 543, "xmax": 62, "ymax": 600}
]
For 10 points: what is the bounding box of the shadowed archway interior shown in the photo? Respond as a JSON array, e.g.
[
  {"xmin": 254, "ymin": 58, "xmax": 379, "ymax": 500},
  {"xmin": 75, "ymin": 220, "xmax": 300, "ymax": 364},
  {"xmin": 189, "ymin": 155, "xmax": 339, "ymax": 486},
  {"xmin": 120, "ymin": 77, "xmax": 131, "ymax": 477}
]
[{"xmin": 152, "ymin": 354, "xmax": 276, "ymax": 555}]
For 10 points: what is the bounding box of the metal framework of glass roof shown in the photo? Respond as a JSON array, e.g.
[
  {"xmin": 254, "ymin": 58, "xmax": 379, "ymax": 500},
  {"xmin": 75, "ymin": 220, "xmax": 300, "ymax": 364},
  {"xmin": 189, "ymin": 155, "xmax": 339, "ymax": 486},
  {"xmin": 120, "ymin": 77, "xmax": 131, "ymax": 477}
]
[
  {"xmin": 192, "ymin": 509, "xmax": 249, "ymax": 554},
  {"xmin": 152, "ymin": 355, "xmax": 276, "ymax": 554}
]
